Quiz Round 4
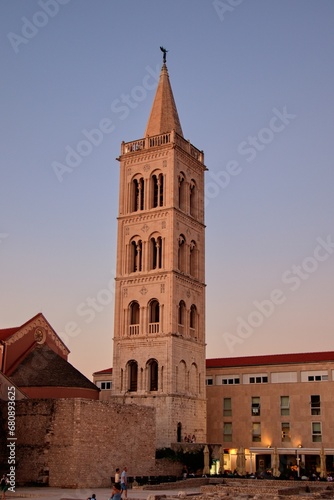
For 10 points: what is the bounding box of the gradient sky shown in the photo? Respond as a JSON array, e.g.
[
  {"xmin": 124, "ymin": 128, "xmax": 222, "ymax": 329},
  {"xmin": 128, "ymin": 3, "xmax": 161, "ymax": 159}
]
[{"xmin": 1, "ymin": 0, "xmax": 333, "ymax": 380}]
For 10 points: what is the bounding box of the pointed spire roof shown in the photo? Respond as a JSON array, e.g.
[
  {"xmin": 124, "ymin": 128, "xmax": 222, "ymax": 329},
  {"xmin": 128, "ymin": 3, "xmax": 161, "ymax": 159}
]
[{"xmin": 144, "ymin": 63, "xmax": 183, "ymax": 138}]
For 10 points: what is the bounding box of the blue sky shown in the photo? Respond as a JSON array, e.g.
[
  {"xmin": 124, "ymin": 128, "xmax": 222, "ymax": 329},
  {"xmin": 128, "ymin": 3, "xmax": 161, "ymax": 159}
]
[{"xmin": 1, "ymin": 0, "xmax": 333, "ymax": 379}]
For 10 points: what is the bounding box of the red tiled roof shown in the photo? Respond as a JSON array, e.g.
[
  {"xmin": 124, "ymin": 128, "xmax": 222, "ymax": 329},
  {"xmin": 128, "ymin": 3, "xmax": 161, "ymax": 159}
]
[
  {"xmin": 206, "ymin": 351, "xmax": 334, "ymax": 368},
  {"xmin": 93, "ymin": 367, "xmax": 113, "ymax": 375},
  {"xmin": 0, "ymin": 326, "xmax": 21, "ymax": 341}
]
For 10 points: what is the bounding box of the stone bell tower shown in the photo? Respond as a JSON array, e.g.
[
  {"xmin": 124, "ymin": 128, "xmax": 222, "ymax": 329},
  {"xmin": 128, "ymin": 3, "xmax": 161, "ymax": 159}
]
[{"xmin": 111, "ymin": 51, "xmax": 207, "ymax": 448}]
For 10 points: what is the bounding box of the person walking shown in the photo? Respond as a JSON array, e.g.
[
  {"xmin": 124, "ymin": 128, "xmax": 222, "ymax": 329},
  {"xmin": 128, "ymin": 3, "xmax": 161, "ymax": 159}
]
[{"xmin": 120, "ymin": 466, "xmax": 128, "ymax": 499}]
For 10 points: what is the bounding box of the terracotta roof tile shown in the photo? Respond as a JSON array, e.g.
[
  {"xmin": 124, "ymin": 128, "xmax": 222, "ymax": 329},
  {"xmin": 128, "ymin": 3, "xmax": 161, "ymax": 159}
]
[
  {"xmin": 93, "ymin": 367, "xmax": 113, "ymax": 375},
  {"xmin": 206, "ymin": 351, "xmax": 334, "ymax": 368}
]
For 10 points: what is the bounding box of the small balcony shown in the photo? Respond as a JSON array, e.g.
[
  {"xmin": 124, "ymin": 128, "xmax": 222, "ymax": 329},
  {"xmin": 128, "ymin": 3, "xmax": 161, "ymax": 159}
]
[
  {"xmin": 149, "ymin": 322, "xmax": 159, "ymax": 334},
  {"xmin": 129, "ymin": 324, "xmax": 139, "ymax": 335},
  {"xmin": 121, "ymin": 131, "xmax": 204, "ymax": 164}
]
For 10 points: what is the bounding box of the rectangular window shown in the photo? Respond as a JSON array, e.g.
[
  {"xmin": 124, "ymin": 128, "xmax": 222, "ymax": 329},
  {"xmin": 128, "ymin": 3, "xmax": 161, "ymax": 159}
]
[
  {"xmin": 302, "ymin": 370, "xmax": 328, "ymax": 382},
  {"xmin": 222, "ymin": 377, "xmax": 240, "ymax": 385},
  {"xmin": 206, "ymin": 377, "xmax": 213, "ymax": 386},
  {"xmin": 97, "ymin": 381, "xmax": 111, "ymax": 390},
  {"xmin": 223, "ymin": 397, "xmax": 232, "ymax": 417},
  {"xmin": 281, "ymin": 422, "xmax": 291, "ymax": 442},
  {"xmin": 249, "ymin": 376, "xmax": 267, "ymax": 384},
  {"xmin": 252, "ymin": 422, "xmax": 261, "ymax": 442},
  {"xmin": 280, "ymin": 396, "xmax": 290, "ymax": 416},
  {"xmin": 312, "ymin": 422, "xmax": 322, "ymax": 442},
  {"xmin": 251, "ymin": 397, "xmax": 260, "ymax": 416},
  {"xmin": 223, "ymin": 422, "xmax": 232, "ymax": 442},
  {"xmin": 311, "ymin": 395, "xmax": 321, "ymax": 415}
]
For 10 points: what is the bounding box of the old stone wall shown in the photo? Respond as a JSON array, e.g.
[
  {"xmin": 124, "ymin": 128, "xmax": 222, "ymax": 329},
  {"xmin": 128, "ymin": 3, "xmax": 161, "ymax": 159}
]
[{"xmin": 0, "ymin": 398, "xmax": 156, "ymax": 488}]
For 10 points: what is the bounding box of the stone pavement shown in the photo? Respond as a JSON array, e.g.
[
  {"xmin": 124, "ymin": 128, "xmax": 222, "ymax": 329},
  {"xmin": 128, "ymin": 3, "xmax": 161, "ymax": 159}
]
[
  {"xmin": 5, "ymin": 485, "xmax": 201, "ymax": 500},
  {"xmin": 6, "ymin": 479, "xmax": 334, "ymax": 500}
]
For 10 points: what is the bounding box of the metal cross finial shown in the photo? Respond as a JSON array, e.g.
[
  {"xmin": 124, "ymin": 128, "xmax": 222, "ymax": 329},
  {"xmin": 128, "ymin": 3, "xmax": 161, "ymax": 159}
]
[{"xmin": 160, "ymin": 46, "xmax": 168, "ymax": 64}]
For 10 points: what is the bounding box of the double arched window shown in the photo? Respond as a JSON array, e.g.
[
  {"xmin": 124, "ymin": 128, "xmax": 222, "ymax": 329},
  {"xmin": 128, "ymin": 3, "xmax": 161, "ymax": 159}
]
[
  {"xmin": 128, "ymin": 299, "xmax": 161, "ymax": 336},
  {"xmin": 178, "ymin": 173, "xmax": 198, "ymax": 218},
  {"xmin": 130, "ymin": 172, "xmax": 166, "ymax": 213},
  {"xmin": 125, "ymin": 359, "xmax": 159, "ymax": 393},
  {"xmin": 178, "ymin": 235, "xmax": 198, "ymax": 278},
  {"xmin": 177, "ymin": 301, "xmax": 199, "ymax": 339}
]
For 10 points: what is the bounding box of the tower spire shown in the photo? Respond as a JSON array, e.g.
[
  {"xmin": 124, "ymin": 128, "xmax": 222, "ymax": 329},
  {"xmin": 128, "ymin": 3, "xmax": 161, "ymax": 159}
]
[{"xmin": 144, "ymin": 49, "xmax": 183, "ymax": 138}]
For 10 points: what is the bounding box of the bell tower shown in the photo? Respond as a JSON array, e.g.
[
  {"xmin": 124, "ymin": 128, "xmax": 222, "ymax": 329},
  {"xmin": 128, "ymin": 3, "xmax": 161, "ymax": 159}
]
[{"xmin": 112, "ymin": 52, "xmax": 207, "ymax": 447}]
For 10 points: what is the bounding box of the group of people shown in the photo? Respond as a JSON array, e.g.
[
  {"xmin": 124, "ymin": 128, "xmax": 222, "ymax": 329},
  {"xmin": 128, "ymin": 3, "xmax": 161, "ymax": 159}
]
[
  {"xmin": 184, "ymin": 434, "xmax": 196, "ymax": 443},
  {"xmin": 112, "ymin": 466, "xmax": 128, "ymax": 499},
  {"xmin": 87, "ymin": 466, "xmax": 128, "ymax": 500}
]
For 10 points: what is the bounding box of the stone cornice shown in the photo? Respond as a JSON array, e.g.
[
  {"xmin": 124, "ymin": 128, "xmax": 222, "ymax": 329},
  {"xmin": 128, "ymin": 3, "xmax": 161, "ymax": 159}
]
[
  {"xmin": 122, "ymin": 149, "xmax": 170, "ymax": 166},
  {"xmin": 119, "ymin": 274, "xmax": 167, "ymax": 286},
  {"xmin": 119, "ymin": 210, "xmax": 169, "ymax": 225}
]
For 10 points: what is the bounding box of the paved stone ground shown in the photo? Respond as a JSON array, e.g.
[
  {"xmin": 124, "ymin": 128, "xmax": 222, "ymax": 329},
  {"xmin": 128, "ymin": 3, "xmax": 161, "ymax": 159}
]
[{"xmin": 5, "ymin": 478, "xmax": 334, "ymax": 500}]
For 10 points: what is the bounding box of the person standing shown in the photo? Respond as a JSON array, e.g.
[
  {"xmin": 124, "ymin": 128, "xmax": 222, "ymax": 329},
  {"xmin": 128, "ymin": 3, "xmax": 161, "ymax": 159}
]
[
  {"xmin": 120, "ymin": 466, "xmax": 128, "ymax": 499},
  {"xmin": 114, "ymin": 468, "xmax": 121, "ymax": 488},
  {"xmin": 0, "ymin": 475, "xmax": 9, "ymax": 500}
]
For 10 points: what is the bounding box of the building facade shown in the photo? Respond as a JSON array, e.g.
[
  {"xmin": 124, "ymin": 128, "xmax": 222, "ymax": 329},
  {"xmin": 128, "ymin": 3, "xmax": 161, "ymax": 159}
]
[
  {"xmin": 206, "ymin": 352, "xmax": 334, "ymax": 478},
  {"xmin": 111, "ymin": 59, "xmax": 207, "ymax": 447}
]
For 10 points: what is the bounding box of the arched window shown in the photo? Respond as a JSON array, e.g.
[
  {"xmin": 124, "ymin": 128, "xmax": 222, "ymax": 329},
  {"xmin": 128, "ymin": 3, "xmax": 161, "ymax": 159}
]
[
  {"xmin": 177, "ymin": 360, "xmax": 187, "ymax": 394},
  {"xmin": 147, "ymin": 359, "xmax": 158, "ymax": 391},
  {"xmin": 189, "ymin": 363, "xmax": 198, "ymax": 394},
  {"xmin": 178, "ymin": 235, "xmax": 186, "ymax": 273},
  {"xmin": 129, "ymin": 301, "xmax": 140, "ymax": 335},
  {"xmin": 190, "ymin": 180, "xmax": 197, "ymax": 217},
  {"xmin": 178, "ymin": 300, "xmax": 186, "ymax": 335},
  {"xmin": 128, "ymin": 360, "xmax": 138, "ymax": 392},
  {"xmin": 149, "ymin": 299, "xmax": 160, "ymax": 334},
  {"xmin": 190, "ymin": 240, "xmax": 197, "ymax": 278},
  {"xmin": 178, "ymin": 173, "xmax": 186, "ymax": 211},
  {"xmin": 150, "ymin": 236, "xmax": 163, "ymax": 269},
  {"xmin": 132, "ymin": 177, "xmax": 144, "ymax": 212},
  {"xmin": 152, "ymin": 173, "xmax": 164, "ymax": 208},
  {"xmin": 190, "ymin": 304, "xmax": 197, "ymax": 338},
  {"xmin": 130, "ymin": 239, "xmax": 142, "ymax": 272}
]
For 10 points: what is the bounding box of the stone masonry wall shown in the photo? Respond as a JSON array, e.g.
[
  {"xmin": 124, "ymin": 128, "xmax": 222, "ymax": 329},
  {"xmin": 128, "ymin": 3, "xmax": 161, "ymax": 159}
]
[{"xmin": 0, "ymin": 398, "xmax": 156, "ymax": 488}]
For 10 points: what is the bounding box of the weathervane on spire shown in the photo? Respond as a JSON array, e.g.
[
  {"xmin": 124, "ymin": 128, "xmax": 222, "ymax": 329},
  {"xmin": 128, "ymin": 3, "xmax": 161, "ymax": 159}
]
[{"xmin": 160, "ymin": 46, "xmax": 168, "ymax": 64}]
